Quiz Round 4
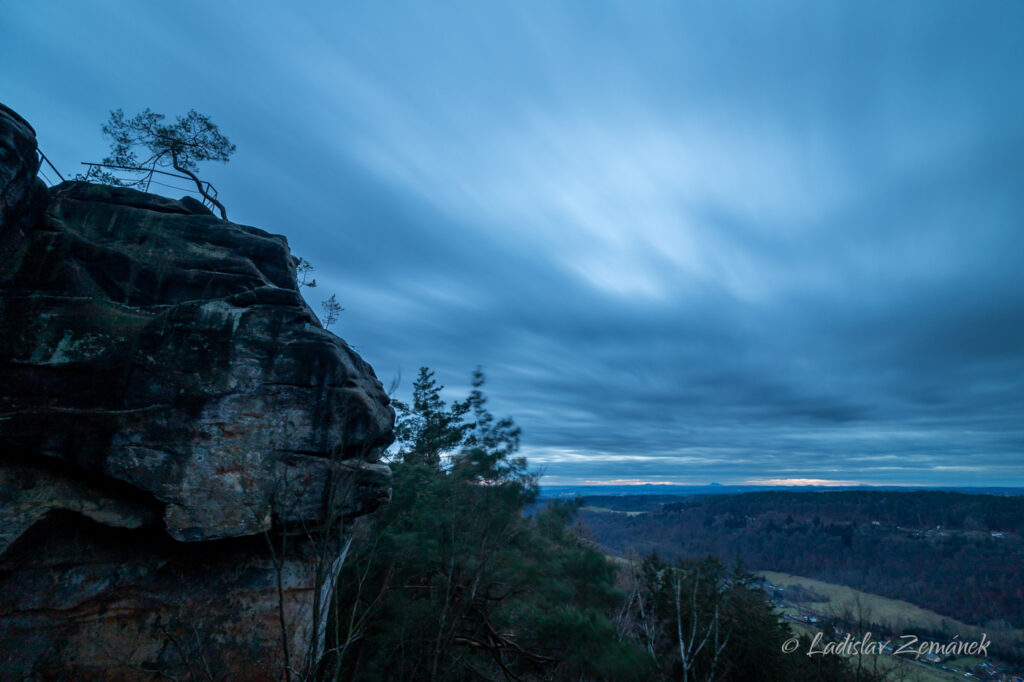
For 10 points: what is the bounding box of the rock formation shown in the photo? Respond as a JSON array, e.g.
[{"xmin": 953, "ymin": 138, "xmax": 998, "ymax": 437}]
[{"xmin": 0, "ymin": 102, "xmax": 394, "ymax": 679}]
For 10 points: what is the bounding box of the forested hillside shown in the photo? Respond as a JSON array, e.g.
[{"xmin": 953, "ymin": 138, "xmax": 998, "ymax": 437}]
[{"xmin": 581, "ymin": 491, "xmax": 1024, "ymax": 629}]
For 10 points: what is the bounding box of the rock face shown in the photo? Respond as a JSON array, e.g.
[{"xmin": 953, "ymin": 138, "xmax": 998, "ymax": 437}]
[{"xmin": 0, "ymin": 103, "xmax": 394, "ymax": 678}]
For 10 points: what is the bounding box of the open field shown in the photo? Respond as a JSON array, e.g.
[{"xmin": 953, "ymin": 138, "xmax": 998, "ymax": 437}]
[
  {"xmin": 762, "ymin": 570, "xmax": 1024, "ymax": 678},
  {"xmin": 760, "ymin": 570, "xmax": 1015, "ymax": 638},
  {"xmin": 579, "ymin": 505, "xmax": 647, "ymax": 516}
]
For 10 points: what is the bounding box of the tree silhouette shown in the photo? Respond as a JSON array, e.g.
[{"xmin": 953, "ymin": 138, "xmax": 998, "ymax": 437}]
[
  {"xmin": 321, "ymin": 294, "xmax": 343, "ymax": 330},
  {"xmin": 295, "ymin": 256, "xmax": 318, "ymax": 289},
  {"xmin": 82, "ymin": 108, "xmax": 235, "ymax": 219}
]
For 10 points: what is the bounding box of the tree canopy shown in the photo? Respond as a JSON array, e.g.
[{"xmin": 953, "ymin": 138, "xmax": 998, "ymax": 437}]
[{"xmin": 325, "ymin": 367, "xmax": 648, "ymax": 681}]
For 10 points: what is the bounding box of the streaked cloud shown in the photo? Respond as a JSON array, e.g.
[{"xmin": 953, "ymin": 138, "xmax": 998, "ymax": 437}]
[{"xmin": 3, "ymin": 1, "xmax": 1022, "ymax": 486}]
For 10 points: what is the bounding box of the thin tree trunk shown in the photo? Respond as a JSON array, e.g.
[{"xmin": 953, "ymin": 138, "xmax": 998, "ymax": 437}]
[{"xmin": 170, "ymin": 150, "xmax": 229, "ymax": 220}]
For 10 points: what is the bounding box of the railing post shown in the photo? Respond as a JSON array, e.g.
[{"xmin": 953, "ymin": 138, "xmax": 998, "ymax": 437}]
[{"xmin": 37, "ymin": 150, "xmax": 66, "ymax": 183}]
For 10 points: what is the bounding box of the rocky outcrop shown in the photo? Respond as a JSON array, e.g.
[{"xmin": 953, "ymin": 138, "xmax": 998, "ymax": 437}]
[{"xmin": 0, "ymin": 104, "xmax": 393, "ymax": 679}]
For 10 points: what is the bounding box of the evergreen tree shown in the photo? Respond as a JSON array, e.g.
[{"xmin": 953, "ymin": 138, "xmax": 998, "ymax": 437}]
[
  {"xmin": 391, "ymin": 367, "xmax": 470, "ymax": 468},
  {"xmin": 325, "ymin": 368, "xmax": 648, "ymax": 681}
]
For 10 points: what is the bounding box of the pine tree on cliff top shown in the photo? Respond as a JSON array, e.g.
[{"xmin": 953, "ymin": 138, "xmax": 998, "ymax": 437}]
[{"xmin": 81, "ymin": 108, "xmax": 234, "ymax": 220}]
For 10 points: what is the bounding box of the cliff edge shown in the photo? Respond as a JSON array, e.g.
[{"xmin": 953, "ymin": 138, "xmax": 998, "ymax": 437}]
[{"xmin": 0, "ymin": 103, "xmax": 394, "ymax": 678}]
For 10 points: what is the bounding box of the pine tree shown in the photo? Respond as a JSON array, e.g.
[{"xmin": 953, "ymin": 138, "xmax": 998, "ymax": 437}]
[
  {"xmin": 325, "ymin": 367, "xmax": 649, "ymax": 681},
  {"xmin": 391, "ymin": 367, "xmax": 470, "ymax": 468},
  {"xmin": 80, "ymin": 108, "xmax": 234, "ymax": 219}
]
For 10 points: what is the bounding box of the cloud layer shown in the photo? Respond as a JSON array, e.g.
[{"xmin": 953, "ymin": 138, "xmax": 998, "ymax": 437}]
[{"xmin": 4, "ymin": 0, "xmax": 1023, "ymax": 484}]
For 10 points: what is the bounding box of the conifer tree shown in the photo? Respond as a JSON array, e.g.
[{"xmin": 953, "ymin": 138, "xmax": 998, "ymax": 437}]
[{"xmin": 326, "ymin": 367, "xmax": 649, "ymax": 681}]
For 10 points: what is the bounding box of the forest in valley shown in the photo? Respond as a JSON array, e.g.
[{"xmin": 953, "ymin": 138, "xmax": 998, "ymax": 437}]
[{"xmin": 579, "ymin": 491, "xmax": 1024, "ymax": 631}]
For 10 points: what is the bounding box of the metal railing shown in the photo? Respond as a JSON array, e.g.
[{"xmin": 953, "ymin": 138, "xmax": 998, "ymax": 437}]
[
  {"xmin": 33, "ymin": 150, "xmax": 225, "ymax": 217},
  {"xmin": 36, "ymin": 149, "xmax": 65, "ymax": 186},
  {"xmin": 78, "ymin": 162, "xmax": 220, "ymax": 211}
]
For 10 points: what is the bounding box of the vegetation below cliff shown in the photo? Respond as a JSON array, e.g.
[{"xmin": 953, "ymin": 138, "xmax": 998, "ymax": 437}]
[{"xmin": 320, "ymin": 368, "xmax": 882, "ymax": 681}]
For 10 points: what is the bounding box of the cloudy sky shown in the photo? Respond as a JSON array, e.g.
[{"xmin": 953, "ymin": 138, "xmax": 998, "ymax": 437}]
[{"xmin": 4, "ymin": 1, "xmax": 1023, "ymax": 486}]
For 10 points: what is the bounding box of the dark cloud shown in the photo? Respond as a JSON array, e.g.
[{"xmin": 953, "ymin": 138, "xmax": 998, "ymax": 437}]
[{"xmin": 3, "ymin": 0, "xmax": 1022, "ymax": 485}]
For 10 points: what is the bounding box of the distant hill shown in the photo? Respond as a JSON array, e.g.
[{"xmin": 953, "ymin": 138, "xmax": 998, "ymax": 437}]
[{"xmin": 541, "ymin": 483, "xmax": 1024, "ymax": 498}]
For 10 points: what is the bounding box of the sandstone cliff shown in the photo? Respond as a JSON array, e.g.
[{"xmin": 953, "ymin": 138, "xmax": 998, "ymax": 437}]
[{"xmin": 0, "ymin": 102, "xmax": 394, "ymax": 679}]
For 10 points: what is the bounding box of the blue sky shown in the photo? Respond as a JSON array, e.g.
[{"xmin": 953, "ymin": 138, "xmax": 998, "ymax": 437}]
[{"xmin": 4, "ymin": 1, "xmax": 1023, "ymax": 486}]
